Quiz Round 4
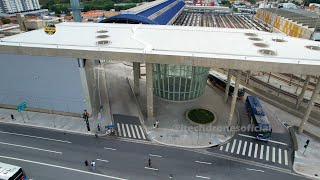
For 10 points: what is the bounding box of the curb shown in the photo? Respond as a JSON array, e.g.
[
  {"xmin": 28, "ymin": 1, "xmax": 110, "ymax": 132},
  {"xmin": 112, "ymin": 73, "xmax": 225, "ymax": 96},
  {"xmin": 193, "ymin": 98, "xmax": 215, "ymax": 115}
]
[
  {"xmin": 0, "ymin": 120, "xmax": 109, "ymax": 137},
  {"xmin": 292, "ymin": 162, "xmax": 320, "ymax": 180}
]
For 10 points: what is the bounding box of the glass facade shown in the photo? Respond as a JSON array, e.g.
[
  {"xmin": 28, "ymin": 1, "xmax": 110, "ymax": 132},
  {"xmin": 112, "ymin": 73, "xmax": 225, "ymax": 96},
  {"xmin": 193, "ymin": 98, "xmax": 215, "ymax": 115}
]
[{"xmin": 152, "ymin": 64, "xmax": 210, "ymax": 101}]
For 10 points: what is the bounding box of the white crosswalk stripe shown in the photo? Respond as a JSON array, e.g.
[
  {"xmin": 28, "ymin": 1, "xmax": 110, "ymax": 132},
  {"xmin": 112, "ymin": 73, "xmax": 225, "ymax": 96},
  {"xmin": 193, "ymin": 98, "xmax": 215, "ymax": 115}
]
[
  {"xmin": 219, "ymin": 139, "xmax": 289, "ymax": 166},
  {"xmin": 134, "ymin": 125, "xmax": 141, "ymax": 139},
  {"xmin": 231, "ymin": 139, "xmax": 237, "ymax": 153},
  {"xmin": 248, "ymin": 142, "xmax": 253, "ymax": 157},
  {"xmin": 254, "ymin": 144, "xmax": 258, "ymax": 158},
  {"xmin": 117, "ymin": 123, "xmax": 147, "ymax": 140},
  {"xmin": 117, "ymin": 123, "xmax": 121, "ymax": 136},
  {"xmin": 121, "ymin": 124, "xmax": 126, "ymax": 137},
  {"xmin": 242, "ymin": 141, "xmax": 247, "ymax": 156},
  {"xmin": 225, "ymin": 143, "xmax": 230, "ymax": 152},
  {"xmin": 139, "ymin": 126, "xmax": 146, "ymax": 139},
  {"xmin": 260, "ymin": 145, "xmax": 264, "ymax": 160},
  {"xmin": 284, "ymin": 150, "xmax": 288, "ymax": 166},
  {"xmin": 125, "ymin": 124, "xmax": 131, "ymax": 138},
  {"xmin": 130, "ymin": 125, "xmax": 136, "ymax": 138},
  {"xmin": 278, "ymin": 148, "xmax": 282, "ymax": 164},
  {"xmin": 236, "ymin": 140, "xmax": 242, "ymax": 154},
  {"xmin": 266, "ymin": 146, "xmax": 270, "ymax": 161}
]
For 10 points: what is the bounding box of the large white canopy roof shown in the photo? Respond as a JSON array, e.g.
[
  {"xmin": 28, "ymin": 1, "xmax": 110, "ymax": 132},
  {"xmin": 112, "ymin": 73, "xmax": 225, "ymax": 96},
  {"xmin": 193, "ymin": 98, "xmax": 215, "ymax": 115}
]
[{"xmin": 1, "ymin": 22, "xmax": 320, "ymax": 74}]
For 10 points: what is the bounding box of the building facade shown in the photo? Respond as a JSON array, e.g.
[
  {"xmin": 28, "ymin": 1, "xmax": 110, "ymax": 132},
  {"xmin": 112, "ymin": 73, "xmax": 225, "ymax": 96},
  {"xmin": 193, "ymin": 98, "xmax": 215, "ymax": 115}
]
[{"xmin": 0, "ymin": 0, "xmax": 40, "ymax": 14}]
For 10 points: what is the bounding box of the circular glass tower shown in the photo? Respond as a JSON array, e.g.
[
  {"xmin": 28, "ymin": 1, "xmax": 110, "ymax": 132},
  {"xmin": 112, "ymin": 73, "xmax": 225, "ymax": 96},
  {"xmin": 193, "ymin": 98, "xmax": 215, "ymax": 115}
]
[{"xmin": 152, "ymin": 64, "xmax": 209, "ymax": 101}]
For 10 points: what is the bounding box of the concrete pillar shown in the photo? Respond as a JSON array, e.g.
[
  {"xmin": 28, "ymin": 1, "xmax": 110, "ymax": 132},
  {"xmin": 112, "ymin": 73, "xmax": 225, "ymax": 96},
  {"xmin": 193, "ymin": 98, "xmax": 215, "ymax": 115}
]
[
  {"xmin": 245, "ymin": 70, "xmax": 251, "ymax": 87},
  {"xmin": 296, "ymin": 75, "xmax": 311, "ymax": 109},
  {"xmin": 146, "ymin": 63, "xmax": 154, "ymax": 118},
  {"xmin": 224, "ymin": 69, "xmax": 232, "ymax": 103},
  {"xmin": 78, "ymin": 59, "xmax": 93, "ymax": 114},
  {"xmin": 138, "ymin": 63, "xmax": 141, "ymax": 79},
  {"xmin": 228, "ymin": 70, "xmax": 241, "ymax": 127},
  {"xmin": 298, "ymin": 76, "xmax": 320, "ymax": 133},
  {"xmin": 16, "ymin": 14, "xmax": 26, "ymax": 31},
  {"xmin": 133, "ymin": 62, "xmax": 140, "ymax": 95}
]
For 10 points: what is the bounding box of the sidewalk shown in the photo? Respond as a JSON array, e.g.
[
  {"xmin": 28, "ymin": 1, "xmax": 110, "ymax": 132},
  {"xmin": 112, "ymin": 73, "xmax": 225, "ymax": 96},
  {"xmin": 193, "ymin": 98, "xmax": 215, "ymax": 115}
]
[{"xmin": 0, "ymin": 108, "xmax": 102, "ymax": 135}]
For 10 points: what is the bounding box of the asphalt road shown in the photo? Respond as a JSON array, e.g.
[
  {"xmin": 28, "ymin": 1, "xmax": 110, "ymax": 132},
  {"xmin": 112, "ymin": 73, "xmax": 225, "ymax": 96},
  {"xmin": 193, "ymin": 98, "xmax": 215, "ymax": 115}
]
[{"xmin": 0, "ymin": 123, "xmax": 306, "ymax": 180}]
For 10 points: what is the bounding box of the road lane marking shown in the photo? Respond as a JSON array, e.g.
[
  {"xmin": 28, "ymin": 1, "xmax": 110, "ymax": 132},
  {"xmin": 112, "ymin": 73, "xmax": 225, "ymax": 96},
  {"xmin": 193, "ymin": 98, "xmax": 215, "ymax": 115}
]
[
  {"xmin": 254, "ymin": 144, "xmax": 258, "ymax": 158},
  {"xmin": 238, "ymin": 134, "xmax": 287, "ymax": 146},
  {"xmin": 195, "ymin": 161, "xmax": 211, "ymax": 165},
  {"xmin": 246, "ymin": 168, "xmax": 264, "ymax": 172},
  {"xmin": 121, "ymin": 124, "xmax": 126, "ymax": 137},
  {"xmin": 260, "ymin": 145, "xmax": 264, "ymax": 160},
  {"xmin": 139, "ymin": 126, "xmax": 146, "ymax": 139},
  {"xmin": 125, "ymin": 124, "xmax": 131, "ymax": 138},
  {"xmin": 266, "ymin": 146, "xmax": 270, "ymax": 161},
  {"xmin": 236, "ymin": 140, "xmax": 242, "ymax": 154},
  {"xmin": 231, "ymin": 139, "xmax": 237, "ymax": 153},
  {"xmin": 0, "ymin": 141, "xmax": 62, "ymax": 154},
  {"xmin": 149, "ymin": 154, "xmax": 162, "ymax": 158},
  {"xmin": 0, "ymin": 131, "xmax": 71, "ymax": 143},
  {"xmin": 144, "ymin": 167, "xmax": 158, "ymax": 171},
  {"xmin": 0, "ymin": 155, "xmax": 127, "ymax": 180},
  {"xmin": 117, "ymin": 123, "xmax": 121, "ymax": 136},
  {"xmin": 225, "ymin": 143, "xmax": 230, "ymax": 152},
  {"xmin": 219, "ymin": 146, "xmax": 223, "ymax": 151},
  {"xmin": 104, "ymin": 147, "xmax": 116, "ymax": 151},
  {"xmin": 278, "ymin": 148, "xmax": 282, "ymax": 164},
  {"xmin": 248, "ymin": 142, "xmax": 253, "ymax": 157},
  {"xmin": 130, "ymin": 125, "xmax": 136, "ymax": 138},
  {"xmin": 272, "ymin": 147, "xmax": 276, "ymax": 162},
  {"xmin": 134, "ymin": 125, "xmax": 141, "ymax": 139},
  {"xmin": 96, "ymin": 159, "xmax": 109, "ymax": 163},
  {"xmin": 242, "ymin": 141, "xmax": 247, "ymax": 155},
  {"xmin": 284, "ymin": 150, "xmax": 288, "ymax": 166},
  {"xmin": 195, "ymin": 175, "xmax": 210, "ymax": 179}
]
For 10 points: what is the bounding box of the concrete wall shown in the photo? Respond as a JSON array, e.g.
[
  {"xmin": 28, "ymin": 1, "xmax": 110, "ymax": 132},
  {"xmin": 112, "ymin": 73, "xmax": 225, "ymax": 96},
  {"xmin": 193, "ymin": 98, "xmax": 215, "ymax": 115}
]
[{"xmin": 0, "ymin": 54, "xmax": 85, "ymax": 114}]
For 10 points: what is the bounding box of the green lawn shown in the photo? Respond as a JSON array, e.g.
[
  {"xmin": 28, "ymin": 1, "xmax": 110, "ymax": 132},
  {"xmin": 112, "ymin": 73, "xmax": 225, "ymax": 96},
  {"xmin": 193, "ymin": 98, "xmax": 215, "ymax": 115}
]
[{"xmin": 188, "ymin": 109, "xmax": 214, "ymax": 124}]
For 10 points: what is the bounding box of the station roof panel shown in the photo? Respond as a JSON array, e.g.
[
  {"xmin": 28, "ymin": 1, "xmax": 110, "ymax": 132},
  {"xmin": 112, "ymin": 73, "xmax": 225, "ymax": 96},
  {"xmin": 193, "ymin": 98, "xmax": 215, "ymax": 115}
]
[{"xmin": 1, "ymin": 23, "xmax": 320, "ymax": 74}]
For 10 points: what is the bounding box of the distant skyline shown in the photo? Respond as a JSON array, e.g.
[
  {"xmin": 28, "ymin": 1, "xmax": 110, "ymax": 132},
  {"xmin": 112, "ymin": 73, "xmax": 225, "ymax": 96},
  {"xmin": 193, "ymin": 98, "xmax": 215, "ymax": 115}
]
[{"xmin": 0, "ymin": 0, "xmax": 41, "ymax": 14}]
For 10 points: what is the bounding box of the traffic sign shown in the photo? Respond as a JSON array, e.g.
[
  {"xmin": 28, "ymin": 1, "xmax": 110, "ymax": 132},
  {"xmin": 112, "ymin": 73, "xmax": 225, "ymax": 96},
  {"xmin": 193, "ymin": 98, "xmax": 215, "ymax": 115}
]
[{"xmin": 17, "ymin": 102, "xmax": 27, "ymax": 112}]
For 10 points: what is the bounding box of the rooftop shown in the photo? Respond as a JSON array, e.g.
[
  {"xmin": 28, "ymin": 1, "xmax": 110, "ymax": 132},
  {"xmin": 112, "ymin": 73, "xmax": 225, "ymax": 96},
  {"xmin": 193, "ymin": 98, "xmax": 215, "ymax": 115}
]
[{"xmin": 0, "ymin": 22, "xmax": 320, "ymax": 74}]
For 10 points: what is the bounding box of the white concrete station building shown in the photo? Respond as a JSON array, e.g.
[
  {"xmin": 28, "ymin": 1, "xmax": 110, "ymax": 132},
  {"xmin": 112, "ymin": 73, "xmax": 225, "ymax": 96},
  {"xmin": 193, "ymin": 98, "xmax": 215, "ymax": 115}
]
[{"xmin": 0, "ymin": 22, "xmax": 320, "ymax": 132}]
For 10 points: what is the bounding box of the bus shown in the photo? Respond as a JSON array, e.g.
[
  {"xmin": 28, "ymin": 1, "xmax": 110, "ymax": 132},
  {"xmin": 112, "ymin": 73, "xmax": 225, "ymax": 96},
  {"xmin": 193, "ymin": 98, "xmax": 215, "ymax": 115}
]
[
  {"xmin": 208, "ymin": 70, "xmax": 245, "ymax": 99},
  {"xmin": 245, "ymin": 96, "xmax": 272, "ymax": 141},
  {"xmin": 0, "ymin": 162, "xmax": 28, "ymax": 180}
]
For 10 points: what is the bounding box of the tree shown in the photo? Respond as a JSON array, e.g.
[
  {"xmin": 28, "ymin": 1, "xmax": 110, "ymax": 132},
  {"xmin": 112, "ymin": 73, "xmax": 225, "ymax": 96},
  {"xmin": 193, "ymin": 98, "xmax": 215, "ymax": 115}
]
[
  {"xmin": 247, "ymin": 0, "xmax": 257, "ymax": 4},
  {"xmin": 1, "ymin": 18, "xmax": 11, "ymax": 24}
]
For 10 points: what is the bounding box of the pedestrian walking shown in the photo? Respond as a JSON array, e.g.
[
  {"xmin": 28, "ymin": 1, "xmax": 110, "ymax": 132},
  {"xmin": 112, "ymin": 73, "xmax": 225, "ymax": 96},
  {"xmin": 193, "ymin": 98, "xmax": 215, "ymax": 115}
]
[
  {"xmin": 84, "ymin": 160, "xmax": 89, "ymax": 167},
  {"xmin": 97, "ymin": 124, "xmax": 101, "ymax": 132},
  {"xmin": 95, "ymin": 132, "xmax": 98, "ymax": 138},
  {"xmin": 91, "ymin": 160, "xmax": 96, "ymax": 171},
  {"xmin": 155, "ymin": 121, "xmax": 159, "ymax": 128},
  {"xmin": 86, "ymin": 119, "xmax": 91, "ymax": 132},
  {"xmin": 10, "ymin": 114, "xmax": 15, "ymax": 120},
  {"xmin": 83, "ymin": 110, "xmax": 89, "ymax": 120},
  {"xmin": 148, "ymin": 159, "xmax": 151, "ymax": 167}
]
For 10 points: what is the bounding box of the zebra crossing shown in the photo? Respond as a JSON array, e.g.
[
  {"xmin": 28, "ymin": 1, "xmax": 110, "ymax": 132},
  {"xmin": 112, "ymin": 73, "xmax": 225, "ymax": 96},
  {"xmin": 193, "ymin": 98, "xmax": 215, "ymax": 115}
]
[
  {"xmin": 219, "ymin": 139, "xmax": 290, "ymax": 166},
  {"xmin": 116, "ymin": 123, "xmax": 147, "ymax": 140}
]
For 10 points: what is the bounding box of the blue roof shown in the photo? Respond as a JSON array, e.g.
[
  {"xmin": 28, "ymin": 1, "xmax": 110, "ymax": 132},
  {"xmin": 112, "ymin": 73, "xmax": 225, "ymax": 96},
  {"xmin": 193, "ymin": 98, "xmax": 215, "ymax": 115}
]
[
  {"xmin": 247, "ymin": 96, "xmax": 266, "ymax": 116},
  {"xmin": 101, "ymin": 0, "xmax": 185, "ymax": 25}
]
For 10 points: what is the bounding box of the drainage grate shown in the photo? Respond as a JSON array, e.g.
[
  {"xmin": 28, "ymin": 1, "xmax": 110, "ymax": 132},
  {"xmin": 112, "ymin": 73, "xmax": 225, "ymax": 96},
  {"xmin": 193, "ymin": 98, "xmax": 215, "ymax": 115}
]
[
  {"xmin": 305, "ymin": 45, "xmax": 320, "ymax": 51},
  {"xmin": 96, "ymin": 35, "xmax": 110, "ymax": 39},
  {"xmin": 97, "ymin": 30, "xmax": 108, "ymax": 33},
  {"xmin": 272, "ymin": 38, "xmax": 287, "ymax": 42},
  {"xmin": 96, "ymin": 40, "xmax": 111, "ymax": 45},
  {"xmin": 245, "ymin": 33, "xmax": 258, "ymax": 37},
  {"xmin": 249, "ymin": 37, "xmax": 263, "ymax": 41},
  {"xmin": 258, "ymin": 49, "xmax": 277, "ymax": 56},
  {"xmin": 254, "ymin": 43, "xmax": 269, "ymax": 48}
]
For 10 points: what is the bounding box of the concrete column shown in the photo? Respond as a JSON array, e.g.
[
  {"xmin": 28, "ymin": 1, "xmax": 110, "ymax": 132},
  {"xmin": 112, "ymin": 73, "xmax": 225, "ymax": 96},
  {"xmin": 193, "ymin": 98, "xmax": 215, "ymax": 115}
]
[
  {"xmin": 138, "ymin": 63, "xmax": 141, "ymax": 79},
  {"xmin": 146, "ymin": 63, "xmax": 154, "ymax": 118},
  {"xmin": 133, "ymin": 62, "xmax": 140, "ymax": 95},
  {"xmin": 298, "ymin": 76, "xmax": 320, "ymax": 133},
  {"xmin": 78, "ymin": 59, "xmax": 93, "ymax": 114},
  {"xmin": 245, "ymin": 70, "xmax": 251, "ymax": 87},
  {"xmin": 224, "ymin": 69, "xmax": 232, "ymax": 103},
  {"xmin": 296, "ymin": 75, "xmax": 311, "ymax": 109},
  {"xmin": 228, "ymin": 70, "xmax": 241, "ymax": 127}
]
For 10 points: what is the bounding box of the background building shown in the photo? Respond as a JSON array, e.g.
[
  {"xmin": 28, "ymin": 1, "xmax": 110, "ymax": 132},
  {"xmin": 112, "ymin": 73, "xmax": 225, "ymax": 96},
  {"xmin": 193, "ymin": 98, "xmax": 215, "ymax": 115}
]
[{"xmin": 0, "ymin": 0, "xmax": 40, "ymax": 14}]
